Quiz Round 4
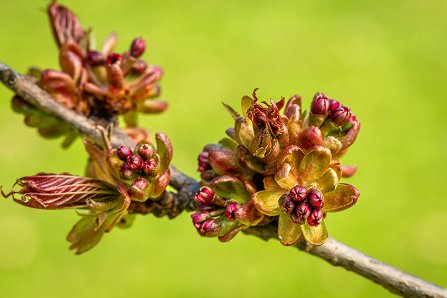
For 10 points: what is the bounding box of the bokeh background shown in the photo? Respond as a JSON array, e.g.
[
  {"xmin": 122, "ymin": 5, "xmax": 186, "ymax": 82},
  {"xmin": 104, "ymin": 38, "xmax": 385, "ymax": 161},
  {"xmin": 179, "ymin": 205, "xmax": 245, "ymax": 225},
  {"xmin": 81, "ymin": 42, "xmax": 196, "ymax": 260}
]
[{"xmin": 1, "ymin": 0, "xmax": 446, "ymax": 297}]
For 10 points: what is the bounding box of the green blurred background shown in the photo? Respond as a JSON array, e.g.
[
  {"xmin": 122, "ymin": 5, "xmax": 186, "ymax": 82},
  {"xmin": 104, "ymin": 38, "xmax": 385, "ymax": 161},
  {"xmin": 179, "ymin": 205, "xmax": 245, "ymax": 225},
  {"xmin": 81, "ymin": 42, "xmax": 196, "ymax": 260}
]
[{"xmin": 1, "ymin": 0, "xmax": 446, "ymax": 297}]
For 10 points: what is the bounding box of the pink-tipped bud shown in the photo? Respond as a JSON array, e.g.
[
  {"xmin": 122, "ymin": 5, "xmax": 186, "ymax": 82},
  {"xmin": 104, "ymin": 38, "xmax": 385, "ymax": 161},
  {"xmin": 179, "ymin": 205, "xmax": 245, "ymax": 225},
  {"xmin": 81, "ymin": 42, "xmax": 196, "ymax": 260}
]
[
  {"xmin": 137, "ymin": 143, "xmax": 155, "ymax": 160},
  {"xmin": 194, "ymin": 186, "xmax": 215, "ymax": 204},
  {"xmin": 289, "ymin": 185, "xmax": 307, "ymax": 202},
  {"xmin": 329, "ymin": 99, "xmax": 341, "ymax": 112},
  {"xmin": 311, "ymin": 92, "xmax": 330, "ymax": 115},
  {"xmin": 307, "ymin": 188, "xmax": 324, "ymax": 209},
  {"xmin": 130, "ymin": 37, "xmax": 146, "ymax": 58},
  {"xmin": 86, "ymin": 51, "xmax": 106, "ymax": 66},
  {"xmin": 142, "ymin": 158, "xmax": 158, "ymax": 176},
  {"xmin": 191, "ymin": 212, "xmax": 210, "ymax": 228},
  {"xmin": 107, "ymin": 53, "xmax": 122, "ymax": 65},
  {"xmin": 292, "ymin": 202, "xmax": 311, "ymax": 224},
  {"xmin": 307, "ymin": 209, "xmax": 324, "ymax": 227},
  {"xmin": 199, "ymin": 219, "xmax": 220, "ymax": 236},
  {"xmin": 281, "ymin": 195, "xmax": 296, "ymax": 214},
  {"xmin": 120, "ymin": 163, "xmax": 137, "ymax": 180},
  {"xmin": 225, "ymin": 202, "xmax": 238, "ymax": 220},
  {"xmin": 331, "ymin": 106, "xmax": 352, "ymax": 126},
  {"xmin": 128, "ymin": 155, "xmax": 143, "ymax": 171},
  {"xmin": 117, "ymin": 146, "xmax": 133, "ymax": 161}
]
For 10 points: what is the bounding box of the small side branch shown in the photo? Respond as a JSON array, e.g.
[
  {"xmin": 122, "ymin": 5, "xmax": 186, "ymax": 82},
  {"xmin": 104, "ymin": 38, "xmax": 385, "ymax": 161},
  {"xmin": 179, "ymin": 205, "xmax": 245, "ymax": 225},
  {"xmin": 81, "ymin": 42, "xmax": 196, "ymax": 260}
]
[{"xmin": 1, "ymin": 61, "xmax": 446, "ymax": 297}]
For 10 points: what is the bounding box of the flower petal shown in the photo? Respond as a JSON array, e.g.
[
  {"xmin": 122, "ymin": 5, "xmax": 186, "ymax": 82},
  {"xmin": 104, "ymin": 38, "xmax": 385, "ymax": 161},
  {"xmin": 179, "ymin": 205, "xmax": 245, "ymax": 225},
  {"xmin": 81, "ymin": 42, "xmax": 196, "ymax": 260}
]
[
  {"xmin": 211, "ymin": 176, "xmax": 250, "ymax": 202},
  {"xmin": 316, "ymin": 168, "xmax": 339, "ymax": 193},
  {"xmin": 298, "ymin": 146, "xmax": 331, "ymax": 184},
  {"xmin": 301, "ymin": 220, "xmax": 328, "ymax": 245},
  {"xmin": 278, "ymin": 212, "xmax": 302, "ymax": 246},
  {"xmin": 322, "ymin": 183, "xmax": 360, "ymax": 213},
  {"xmin": 251, "ymin": 190, "xmax": 284, "ymax": 216}
]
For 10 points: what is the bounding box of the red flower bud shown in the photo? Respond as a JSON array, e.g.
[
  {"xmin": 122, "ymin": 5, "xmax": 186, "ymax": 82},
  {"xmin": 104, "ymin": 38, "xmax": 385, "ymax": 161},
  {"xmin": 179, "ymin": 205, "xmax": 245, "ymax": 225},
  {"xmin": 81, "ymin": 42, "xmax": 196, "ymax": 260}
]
[
  {"xmin": 331, "ymin": 106, "xmax": 352, "ymax": 126},
  {"xmin": 197, "ymin": 150, "xmax": 210, "ymax": 172},
  {"xmin": 289, "ymin": 185, "xmax": 307, "ymax": 202},
  {"xmin": 311, "ymin": 92, "xmax": 330, "ymax": 115},
  {"xmin": 194, "ymin": 186, "xmax": 215, "ymax": 204},
  {"xmin": 281, "ymin": 195, "xmax": 296, "ymax": 214},
  {"xmin": 142, "ymin": 158, "xmax": 158, "ymax": 176},
  {"xmin": 130, "ymin": 37, "xmax": 146, "ymax": 58},
  {"xmin": 329, "ymin": 99, "xmax": 341, "ymax": 112},
  {"xmin": 292, "ymin": 202, "xmax": 311, "ymax": 224},
  {"xmin": 307, "ymin": 209, "xmax": 324, "ymax": 227},
  {"xmin": 132, "ymin": 60, "xmax": 148, "ymax": 74},
  {"xmin": 129, "ymin": 177, "xmax": 150, "ymax": 201},
  {"xmin": 307, "ymin": 188, "xmax": 324, "ymax": 209},
  {"xmin": 120, "ymin": 163, "xmax": 137, "ymax": 180},
  {"xmin": 198, "ymin": 204, "xmax": 215, "ymax": 212},
  {"xmin": 137, "ymin": 143, "xmax": 155, "ymax": 160},
  {"xmin": 191, "ymin": 212, "xmax": 210, "ymax": 228},
  {"xmin": 225, "ymin": 202, "xmax": 238, "ymax": 220},
  {"xmin": 107, "ymin": 53, "xmax": 122, "ymax": 65},
  {"xmin": 117, "ymin": 146, "xmax": 133, "ymax": 161},
  {"xmin": 128, "ymin": 155, "xmax": 143, "ymax": 171},
  {"xmin": 199, "ymin": 219, "xmax": 220, "ymax": 236}
]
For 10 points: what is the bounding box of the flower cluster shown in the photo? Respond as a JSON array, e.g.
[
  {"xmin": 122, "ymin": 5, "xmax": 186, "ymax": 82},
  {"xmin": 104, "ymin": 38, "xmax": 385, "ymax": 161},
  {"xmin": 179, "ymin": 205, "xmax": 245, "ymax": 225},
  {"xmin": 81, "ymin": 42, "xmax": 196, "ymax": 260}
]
[
  {"xmin": 11, "ymin": 0, "xmax": 165, "ymax": 147},
  {"xmin": 3, "ymin": 131, "xmax": 173, "ymax": 254},
  {"xmin": 193, "ymin": 90, "xmax": 360, "ymax": 245}
]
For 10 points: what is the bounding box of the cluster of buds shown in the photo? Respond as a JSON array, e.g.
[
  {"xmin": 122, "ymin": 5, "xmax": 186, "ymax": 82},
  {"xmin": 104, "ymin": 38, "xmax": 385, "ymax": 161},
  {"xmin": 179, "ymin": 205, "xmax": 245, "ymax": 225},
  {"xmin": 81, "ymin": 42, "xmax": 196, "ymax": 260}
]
[
  {"xmin": 281, "ymin": 186, "xmax": 324, "ymax": 227},
  {"xmin": 11, "ymin": 1, "xmax": 165, "ymax": 146},
  {"xmin": 191, "ymin": 186, "xmax": 264, "ymax": 241},
  {"xmin": 194, "ymin": 89, "xmax": 360, "ymax": 246},
  {"xmin": 3, "ymin": 129, "xmax": 173, "ymax": 254}
]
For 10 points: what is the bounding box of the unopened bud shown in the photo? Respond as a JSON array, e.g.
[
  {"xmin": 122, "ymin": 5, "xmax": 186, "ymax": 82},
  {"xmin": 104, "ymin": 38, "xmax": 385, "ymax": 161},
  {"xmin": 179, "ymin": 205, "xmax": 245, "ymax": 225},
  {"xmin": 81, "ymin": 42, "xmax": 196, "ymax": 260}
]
[
  {"xmin": 194, "ymin": 186, "xmax": 215, "ymax": 204},
  {"xmin": 191, "ymin": 212, "xmax": 210, "ymax": 228},
  {"xmin": 117, "ymin": 146, "xmax": 133, "ymax": 161},
  {"xmin": 142, "ymin": 158, "xmax": 158, "ymax": 176},
  {"xmin": 307, "ymin": 209, "xmax": 324, "ymax": 227},
  {"xmin": 281, "ymin": 195, "xmax": 296, "ymax": 214},
  {"xmin": 120, "ymin": 163, "xmax": 137, "ymax": 180},
  {"xmin": 292, "ymin": 202, "xmax": 311, "ymax": 224},
  {"xmin": 289, "ymin": 185, "xmax": 307, "ymax": 202},
  {"xmin": 198, "ymin": 204, "xmax": 215, "ymax": 212},
  {"xmin": 130, "ymin": 37, "xmax": 146, "ymax": 58},
  {"xmin": 129, "ymin": 177, "xmax": 150, "ymax": 201},
  {"xmin": 331, "ymin": 106, "xmax": 352, "ymax": 126},
  {"xmin": 225, "ymin": 202, "xmax": 238, "ymax": 220},
  {"xmin": 128, "ymin": 155, "xmax": 143, "ymax": 171},
  {"xmin": 307, "ymin": 188, "xmax": 324, "ymax": 209},
  {"xmin": 86, "ymin": 51, "xmax": 106, "ymax": 66},
  {"xmin": 311, "ymin": 92, "xmax": 330, "ymax": 115},
  {"xmin": 329, "ymin": 99, "xmax": 341, "ymax": 112},
  {"xmin": 137, "ymin": 143, "xmax": 155, "ymax": 160},
  {"xmin": 197, "ymin": 150, "xmax": 210, "ymax": 172},
  {"xmin": 199, "ymin": 219, "xmax": 220, "ymax": 236}
]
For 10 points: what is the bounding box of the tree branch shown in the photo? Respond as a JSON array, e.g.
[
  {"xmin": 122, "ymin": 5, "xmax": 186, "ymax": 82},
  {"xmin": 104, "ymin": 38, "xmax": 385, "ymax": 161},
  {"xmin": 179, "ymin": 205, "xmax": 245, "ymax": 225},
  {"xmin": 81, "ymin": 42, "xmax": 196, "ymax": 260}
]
[{"xmin": 1, "ymin": 61, "xmax": 446, "ymax": 298}]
